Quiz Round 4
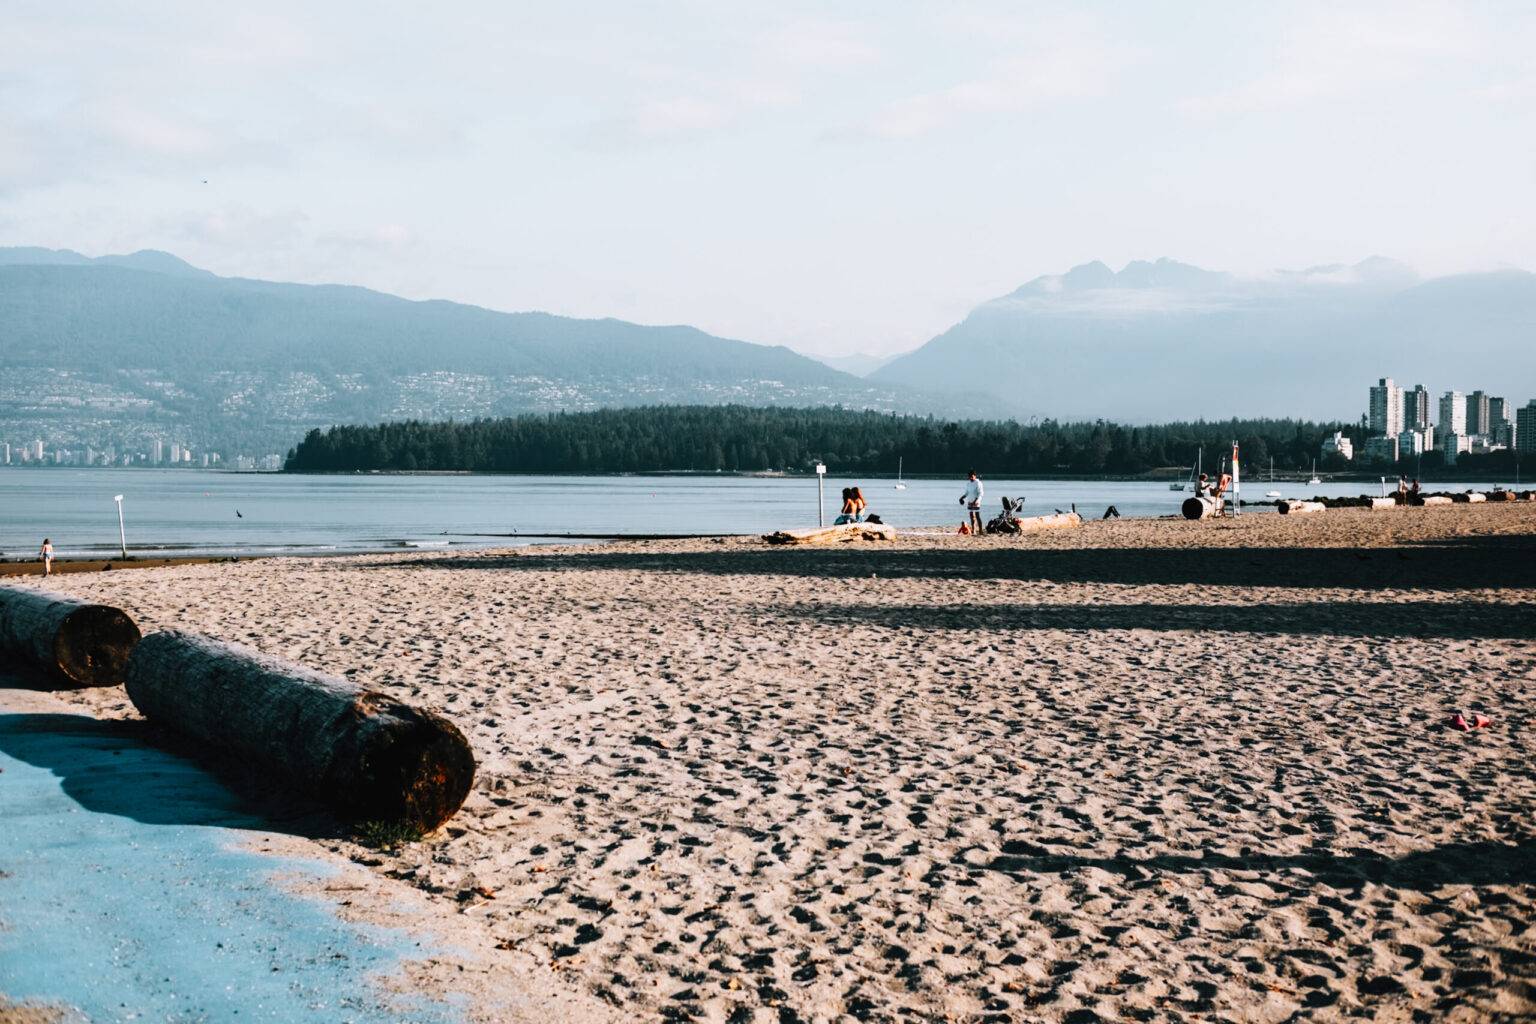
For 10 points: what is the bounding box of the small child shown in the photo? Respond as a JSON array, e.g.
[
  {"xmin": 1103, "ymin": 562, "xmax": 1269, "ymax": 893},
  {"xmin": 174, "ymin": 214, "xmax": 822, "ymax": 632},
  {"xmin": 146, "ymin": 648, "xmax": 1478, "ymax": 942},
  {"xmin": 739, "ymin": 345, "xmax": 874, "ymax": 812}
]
[{"xmin": 40, "ymin": 538, "xmax": 54, "ymax": 576}]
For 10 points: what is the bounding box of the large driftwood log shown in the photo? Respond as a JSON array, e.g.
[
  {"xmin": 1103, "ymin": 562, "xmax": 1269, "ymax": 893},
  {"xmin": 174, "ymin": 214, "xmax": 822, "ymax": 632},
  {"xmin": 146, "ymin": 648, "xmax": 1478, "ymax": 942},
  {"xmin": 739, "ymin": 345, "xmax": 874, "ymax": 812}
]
[
  {"xmin": 1487, "ymin": 490, "xmax": 1517, "ymax": 502},
  {"xmin": 1181, "ymin": 496, "xmax": 1216, "ymax": 520},
  {"xmin": 1367, "ymin": 497, "xmax": 1399, "ymax": 510},
  {"xmin": 0, "ymin": 586, "xmax": 141, "ymax": 688},
  {"xmin": 1420, "ymin": 495, "xmax": 1453, "ymax": 506},
  {"xmin": 1277, "ymin": 500, "xmax": 1326, "ymax": 515},
  {"xmin": 1014, "ymin": 511, "xmax": 1083, "ymax": 532},
  {"xmin": 763, "ymin": 522, "xmax": 897, "ymax": 545},
  {"xmin": 1452, "ymin": 492, "xmax": 1487, "ymax": 504},
  {"xmin": 125, "ymin": 631, "xmax": 475, "ymax": 831}
]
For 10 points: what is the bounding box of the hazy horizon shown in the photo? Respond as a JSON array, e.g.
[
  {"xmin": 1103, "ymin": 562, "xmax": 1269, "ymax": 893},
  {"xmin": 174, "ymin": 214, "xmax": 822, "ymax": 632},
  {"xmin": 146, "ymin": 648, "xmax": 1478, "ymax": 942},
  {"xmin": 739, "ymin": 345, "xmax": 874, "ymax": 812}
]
[{"xmin": 5, "ymin": 2, "xmax": 1534, "ymax": 358}]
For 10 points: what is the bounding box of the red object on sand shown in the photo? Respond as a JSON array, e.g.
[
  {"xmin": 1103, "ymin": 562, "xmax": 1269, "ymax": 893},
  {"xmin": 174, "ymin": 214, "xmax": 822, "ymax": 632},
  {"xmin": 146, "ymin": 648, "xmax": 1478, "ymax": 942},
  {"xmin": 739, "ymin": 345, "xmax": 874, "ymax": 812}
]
[
  {"xmin": 1450, "ymin": 713, "xmax": 1472, "ymax": 731},
  {"xmin": 1472, "ymin": 714, "xmax": 1492, "ymax": 729}
]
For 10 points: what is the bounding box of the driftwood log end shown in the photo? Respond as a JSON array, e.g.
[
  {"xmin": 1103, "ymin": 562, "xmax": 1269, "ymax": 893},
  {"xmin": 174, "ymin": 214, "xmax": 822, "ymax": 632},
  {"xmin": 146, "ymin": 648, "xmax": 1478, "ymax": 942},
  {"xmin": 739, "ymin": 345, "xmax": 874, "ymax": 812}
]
[
  {"xmin": 126, "ymin": 631, "xmax": 475, "ymax": 832},
  {"xmin": 0, "ymin": 586, "xmax": 142, "ymax": 688},
  {"xmin": 1181, "ymin": 496, "xmax": 1216, "ymax": 520}
]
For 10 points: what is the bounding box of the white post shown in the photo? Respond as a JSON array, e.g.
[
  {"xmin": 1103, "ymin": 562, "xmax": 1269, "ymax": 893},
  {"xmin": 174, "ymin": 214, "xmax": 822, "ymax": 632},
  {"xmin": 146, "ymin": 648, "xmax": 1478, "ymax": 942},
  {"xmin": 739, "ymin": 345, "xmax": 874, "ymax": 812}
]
[
  {"xmin": 113, "ymin": 494, "xmax": 126, "ymax": 558},
  {"xmin": 815, "ymin": 462, "xmax": 827, "ymax": 527},
  {"xmin": 1230, "ymin": 442, "xmax": 1241, "ymax": 517}
]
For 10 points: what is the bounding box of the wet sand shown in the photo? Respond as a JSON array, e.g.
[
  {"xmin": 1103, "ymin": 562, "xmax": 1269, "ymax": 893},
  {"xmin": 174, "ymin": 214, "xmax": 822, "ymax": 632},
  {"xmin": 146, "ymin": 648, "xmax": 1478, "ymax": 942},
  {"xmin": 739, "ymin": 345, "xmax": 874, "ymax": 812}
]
[{"xmin": 22, "ymin": 504, "xmax": 1536, "ymax": 1022}]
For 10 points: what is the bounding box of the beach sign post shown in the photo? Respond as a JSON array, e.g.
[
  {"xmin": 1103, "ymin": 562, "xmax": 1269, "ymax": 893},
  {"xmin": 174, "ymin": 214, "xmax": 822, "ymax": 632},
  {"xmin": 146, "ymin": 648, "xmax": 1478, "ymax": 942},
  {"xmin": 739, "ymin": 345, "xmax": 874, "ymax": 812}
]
[
  {"xmin": 815, "ymin": 462, "xmax": 827, "ymax": 527},
  {"xmin": 112, "ymin": 494, "xmax": 127, "ymax": 558},
  {"xmin": 1230, "ymin": 442, "xmax": 1240, "ymax": 517}
]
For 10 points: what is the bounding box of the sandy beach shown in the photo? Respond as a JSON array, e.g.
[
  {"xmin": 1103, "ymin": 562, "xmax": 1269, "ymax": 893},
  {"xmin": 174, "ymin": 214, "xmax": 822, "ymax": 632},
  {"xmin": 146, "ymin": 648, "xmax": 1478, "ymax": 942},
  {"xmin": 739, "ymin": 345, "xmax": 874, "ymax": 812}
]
[{"xmin": 18, "ymin": 504, "xmax": 1536, "ymax": 1022}]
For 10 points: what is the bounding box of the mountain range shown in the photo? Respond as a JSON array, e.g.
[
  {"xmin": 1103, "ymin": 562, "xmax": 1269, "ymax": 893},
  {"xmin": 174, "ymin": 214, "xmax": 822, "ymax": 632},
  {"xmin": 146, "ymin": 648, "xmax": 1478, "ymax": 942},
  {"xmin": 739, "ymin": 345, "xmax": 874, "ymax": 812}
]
[
  {"xmin": 0, "ymin": 248, "xmax": 923, "ymax": 455},
  {"xmin": 873, "ymin": 257, "xmax": 1536, "ymax": 421},
  {"xmin": 2, "ymin": 247, "xmax": 1532, "ymax": 457}
]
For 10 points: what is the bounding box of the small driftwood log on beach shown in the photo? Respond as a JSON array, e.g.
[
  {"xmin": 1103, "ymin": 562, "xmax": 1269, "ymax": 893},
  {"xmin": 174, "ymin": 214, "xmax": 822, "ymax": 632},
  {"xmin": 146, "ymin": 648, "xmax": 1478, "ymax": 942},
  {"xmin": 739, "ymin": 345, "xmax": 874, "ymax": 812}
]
[
  {"xmin": 0, "ymin": 586, "xmax": 141, "ymax": 688},
  {"xmin": 1367, "ymin": 497, "xmax": 1399, "ymax": 510},
  {"xmin": 125, "ymin": 631, "xmax": 475, "ymax": 831},
  {"xmin": 1277, "ymin": 500, "xmax": 1327, "ymax": 515},
  {"xmin": 1420, "ymin": 495, "xmax": 1454, "ymax": 506},
  {"xmin": 763, "ymin": 522, "xmax": 897, "ymax": 545},
  {"xmin": 1452, "ymin": 492, "xmax": 1488, "ymax": 504}
]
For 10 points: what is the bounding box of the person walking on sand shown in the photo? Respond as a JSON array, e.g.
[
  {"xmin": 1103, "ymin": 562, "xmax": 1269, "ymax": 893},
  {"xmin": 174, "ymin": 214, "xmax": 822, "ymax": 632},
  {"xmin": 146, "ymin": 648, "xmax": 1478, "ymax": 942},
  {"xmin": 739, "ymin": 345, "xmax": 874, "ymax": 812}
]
[
  {"xmin": 959, "ymin": 470, "xmax": 984, "ymax": 535},
  {"xmin": 40, "ymin": 538, "xmax": 54, "ymax": 576}
]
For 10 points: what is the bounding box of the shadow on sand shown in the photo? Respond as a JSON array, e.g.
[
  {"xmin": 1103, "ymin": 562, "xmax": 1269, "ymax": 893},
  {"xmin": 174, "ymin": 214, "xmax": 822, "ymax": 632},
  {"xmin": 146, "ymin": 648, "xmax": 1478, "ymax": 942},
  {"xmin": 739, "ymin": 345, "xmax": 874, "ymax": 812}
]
[
  {"xmin": 972, "ymin": 836, "xmax": 1536, "ymax": 891},
  {"xmin": 0, "ymin": 711, "xmax": 327, "ymax": 833},
  {"xmin": 774, "ymin": 600, "xmax": 1536, "ymax": 639},
  {"xmin": 374, "ymin": 533, "xmax": 1536, "ymax": 591}
]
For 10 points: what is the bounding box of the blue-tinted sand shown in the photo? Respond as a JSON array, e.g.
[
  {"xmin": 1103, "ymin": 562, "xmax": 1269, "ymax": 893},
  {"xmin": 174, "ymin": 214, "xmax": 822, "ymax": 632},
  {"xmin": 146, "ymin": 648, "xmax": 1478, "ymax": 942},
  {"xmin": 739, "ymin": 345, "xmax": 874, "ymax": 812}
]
[{"xmin": 0, "ymin": 689, "xmax": 461, "ymax": 1024}]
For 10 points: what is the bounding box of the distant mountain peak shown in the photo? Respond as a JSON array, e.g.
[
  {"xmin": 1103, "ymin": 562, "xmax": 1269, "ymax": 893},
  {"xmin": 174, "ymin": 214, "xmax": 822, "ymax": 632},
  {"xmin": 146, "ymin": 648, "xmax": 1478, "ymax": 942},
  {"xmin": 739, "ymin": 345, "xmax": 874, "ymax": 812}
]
[
  {"xmin": 1010, "ymin": 257, "xmax": 1229, "ymax": 298},
  {"xmin": 0, "ymin": 246, "xmax": 214, "ymax": 279}
]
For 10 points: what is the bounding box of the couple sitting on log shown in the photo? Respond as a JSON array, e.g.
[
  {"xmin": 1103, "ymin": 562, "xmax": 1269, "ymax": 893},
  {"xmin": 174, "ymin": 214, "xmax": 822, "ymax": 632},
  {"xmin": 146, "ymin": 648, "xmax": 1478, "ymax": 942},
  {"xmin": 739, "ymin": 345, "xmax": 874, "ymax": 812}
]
[
  {"xmin": 834, "ymin": 486, "xmax": 882, "ymax": 525},
  {"xmin": 1197, "ymin": 472, "xmax": 1232, "ymax": 514}
]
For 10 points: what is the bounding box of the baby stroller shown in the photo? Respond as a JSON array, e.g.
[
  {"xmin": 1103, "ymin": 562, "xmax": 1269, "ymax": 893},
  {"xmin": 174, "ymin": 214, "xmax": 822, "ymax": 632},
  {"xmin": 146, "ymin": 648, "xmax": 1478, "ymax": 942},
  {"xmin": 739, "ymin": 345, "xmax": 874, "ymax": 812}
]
[{"xmin": 984, "ymin": 496, "xmax": 1027, "ymax": 535}]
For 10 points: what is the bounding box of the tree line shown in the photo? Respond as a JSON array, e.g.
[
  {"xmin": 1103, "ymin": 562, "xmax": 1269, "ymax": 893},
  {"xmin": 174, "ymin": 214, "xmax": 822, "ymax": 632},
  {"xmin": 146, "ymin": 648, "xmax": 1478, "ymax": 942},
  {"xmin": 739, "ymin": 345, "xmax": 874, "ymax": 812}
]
[{"xmin": 284, "ymin": 405, "xmax": 1378, "ymax": 476}]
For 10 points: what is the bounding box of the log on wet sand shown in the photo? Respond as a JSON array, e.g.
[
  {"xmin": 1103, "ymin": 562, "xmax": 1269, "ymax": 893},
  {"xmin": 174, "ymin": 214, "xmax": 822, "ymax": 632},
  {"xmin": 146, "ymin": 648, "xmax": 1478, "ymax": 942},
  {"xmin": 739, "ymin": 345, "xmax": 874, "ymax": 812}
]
[
  {"xmin": 1277, "ymin": 500, "xmax": 1326, "ymax": 515},
  {"xmin": 125, "ymin": 631, "xmax": 475, "ymax": 831},
  {"xmin": 763, "ymin": 522, "xmax": 897, "ymax": 545},
  {"xmin": 0, "ymin": 586, "xmax": 141, "ymax": 688}
]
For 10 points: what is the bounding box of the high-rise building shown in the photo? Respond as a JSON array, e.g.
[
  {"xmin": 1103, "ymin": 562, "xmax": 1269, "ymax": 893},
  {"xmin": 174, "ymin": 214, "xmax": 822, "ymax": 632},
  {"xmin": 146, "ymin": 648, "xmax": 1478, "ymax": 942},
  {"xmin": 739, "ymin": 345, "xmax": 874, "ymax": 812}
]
[
  {"xmin": 1517, "ymin": 401, "xmax": 1536, "ymax": 454},
  {"xmin": 1, "ymin": 442, "xmax": 9, "ymax": 465},
  {"xmin": 152, "ymin": 439, "xmax": 164, "ymax": 464},
  {"xmin": 32, "ymin": 439, "xmax": 44, "ymax": 461},
  {"xmin": 169, "ymin": 443, "xmax": 182, "ymax": 464},
  {"xmin": 1369, "ymin": 378, "xmax": 1404, "ymax": 437},
  {"xmin": 1406, "ymin": 385, "xmax": 1431, "ymax": 431},
  {"xmin": 1466, "ymin": 390, "xmax": 1491, "ymax": 437},
  {"xmin": 1439, "ymin": 391, "xmax": 1466, "ymax": 438},
  {"xmin": 1362, "ymin": 435, "xmax": 1399, "ymax": 463},
  {"xmin": 1488, "ymin": 397, "xmax": 1514, "ymax": 447}
]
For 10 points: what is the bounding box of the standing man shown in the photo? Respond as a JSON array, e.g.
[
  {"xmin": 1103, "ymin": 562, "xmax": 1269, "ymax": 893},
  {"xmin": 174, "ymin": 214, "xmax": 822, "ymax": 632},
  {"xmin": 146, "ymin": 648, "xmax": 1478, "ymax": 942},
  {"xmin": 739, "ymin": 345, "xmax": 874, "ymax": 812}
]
[{"xmin": 959, "ymin": 470, "xmax": 984, "ymax": 535}]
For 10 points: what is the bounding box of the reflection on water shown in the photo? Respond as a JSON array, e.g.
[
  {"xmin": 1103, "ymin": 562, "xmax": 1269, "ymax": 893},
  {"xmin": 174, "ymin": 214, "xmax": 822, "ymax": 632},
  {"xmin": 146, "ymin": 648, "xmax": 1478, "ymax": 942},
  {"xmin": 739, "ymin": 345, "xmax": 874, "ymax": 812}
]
[{"xmin": 0, "ymin": 468, "xmax": 1508, "ymax": 559}]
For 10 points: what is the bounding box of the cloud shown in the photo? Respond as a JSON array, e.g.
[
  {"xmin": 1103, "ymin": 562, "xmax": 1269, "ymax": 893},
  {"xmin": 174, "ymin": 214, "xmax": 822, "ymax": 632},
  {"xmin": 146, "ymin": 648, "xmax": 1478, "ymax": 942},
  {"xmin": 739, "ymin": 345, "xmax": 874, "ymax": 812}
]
[
  {"xmin": 1179, "ymin": 3, "xmax": 1484, "ymax": 115},
  {"xmin": 862, "ymin": 20, "xmax": 1130, "ymax": 138}
]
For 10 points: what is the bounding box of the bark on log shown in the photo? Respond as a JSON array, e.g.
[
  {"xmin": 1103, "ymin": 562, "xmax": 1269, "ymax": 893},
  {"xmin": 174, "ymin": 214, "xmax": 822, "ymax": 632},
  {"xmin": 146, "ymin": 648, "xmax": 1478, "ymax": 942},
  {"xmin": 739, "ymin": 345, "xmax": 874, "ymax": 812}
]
[
  {"xmin": 125, "ymin": 631, "xmax": 475, "ymax": 832},
  {"xmin": 1452, "ymin": 492, "xmax": 1487, "ymax": 503},
  {"xmin": 1420, "ymin": 495, "xmax": 1453, "ymax": 506},
  {"xmin": 0, "ymin": 586, "xmax": 141, "ymax": 688},
  {"xmin": 1367, "ymin": 497, "xmax": 1399, "ymax": 510},
  {"xmin": 1181, "ymin": 496, "xmax": 1216, "ymax": 520},
  {"xmin": 1277, "ymin": 500, "xmax": 1326, "ymax": 515},
  {"xmin": 763, "ymin": 522, "xmax": 897, "ymax": 545}
]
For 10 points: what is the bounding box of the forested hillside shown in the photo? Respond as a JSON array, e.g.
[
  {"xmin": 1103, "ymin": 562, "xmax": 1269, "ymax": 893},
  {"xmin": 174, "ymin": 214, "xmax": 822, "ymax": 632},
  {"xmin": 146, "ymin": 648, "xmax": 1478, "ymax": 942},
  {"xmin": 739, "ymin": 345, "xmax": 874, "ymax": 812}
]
[{"xmin": 285, "ymin": 405, "xmax": 1371, "ymax": 475}]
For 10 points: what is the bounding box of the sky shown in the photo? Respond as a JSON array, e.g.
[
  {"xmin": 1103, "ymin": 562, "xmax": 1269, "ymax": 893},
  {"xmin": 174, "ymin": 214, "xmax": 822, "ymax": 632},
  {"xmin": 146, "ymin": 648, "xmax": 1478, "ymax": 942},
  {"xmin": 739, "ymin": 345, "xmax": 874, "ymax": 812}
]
[{"xmin": 3, "ymin": 1, "xmax": 1534, "ymax": 359}]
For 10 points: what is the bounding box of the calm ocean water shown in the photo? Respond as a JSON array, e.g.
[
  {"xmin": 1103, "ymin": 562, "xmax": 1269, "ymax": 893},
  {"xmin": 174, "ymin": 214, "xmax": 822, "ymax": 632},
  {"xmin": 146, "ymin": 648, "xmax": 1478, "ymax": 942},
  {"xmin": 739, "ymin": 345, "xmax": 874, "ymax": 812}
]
[{"xmin": 0, "ymin": 468, "xmax": 1507, "ymax": 559}]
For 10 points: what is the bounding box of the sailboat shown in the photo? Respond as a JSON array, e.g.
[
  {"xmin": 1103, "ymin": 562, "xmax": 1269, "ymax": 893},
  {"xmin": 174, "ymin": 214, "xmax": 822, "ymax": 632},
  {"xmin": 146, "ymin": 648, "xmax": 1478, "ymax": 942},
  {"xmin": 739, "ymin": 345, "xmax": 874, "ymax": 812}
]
[
  {"xmin": 893, "ymin": 456, "xmax": 907, "ymax": 490},
  {"xmin": 1170, "ymin": 449, "xmax": 1201, "ymax": 491},
  {"xmin": 1264, "ymin": 457, "xmax": 1282, "ymax": 499},
  {"xmin": 1307, "ymin": 459, "xmax": 1321, "ymax": 487}
]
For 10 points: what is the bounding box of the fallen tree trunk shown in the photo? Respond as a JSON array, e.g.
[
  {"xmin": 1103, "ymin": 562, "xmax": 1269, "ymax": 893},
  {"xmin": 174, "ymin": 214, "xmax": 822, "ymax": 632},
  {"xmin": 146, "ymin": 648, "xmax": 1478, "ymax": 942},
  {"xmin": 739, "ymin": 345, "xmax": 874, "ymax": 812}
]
[
  {"xmin": 763, "ymin": 522, "xmax": 897, "ymax": 545},
  {"xmin": 1015, "ymin": 511, "xmax": 1083, "ymax": 532},
  {"xmin": 1181, "ymin": 496, "xmax": 1217, "ymax": 520},
  {"xmin": 1420, "ymin": 495, "xmax": 1453, "ymax": 506},
  {"xmin": 1452, "ymin": 492, "xmax": 1487, "ymax": 503},
  {"xmin": 0, "ymin": 586, "xmax": 141, "ymax": 688},
  {"xmin": 1277, "ymin": 500, "xmax": 1326, "ymax": 515},
  {"xmin": 1488, "ymin": 490, "xmax": 1517, "ymax": 502},
  {"xmin": 125, "ymin": 631, "xmax": 475, "ymax": 832},
  {"xmin": 1367, "ymin": 497, "xmax": 1399, "ymax": 510}
]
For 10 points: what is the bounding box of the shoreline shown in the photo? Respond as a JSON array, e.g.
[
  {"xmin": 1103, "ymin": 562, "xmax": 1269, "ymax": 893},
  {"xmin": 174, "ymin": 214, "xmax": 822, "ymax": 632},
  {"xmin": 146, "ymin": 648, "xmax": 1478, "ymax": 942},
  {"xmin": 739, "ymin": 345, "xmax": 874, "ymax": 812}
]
[{"xmin": 19, "ymin": 504, "xmax": 1536, "ymax": 1021}]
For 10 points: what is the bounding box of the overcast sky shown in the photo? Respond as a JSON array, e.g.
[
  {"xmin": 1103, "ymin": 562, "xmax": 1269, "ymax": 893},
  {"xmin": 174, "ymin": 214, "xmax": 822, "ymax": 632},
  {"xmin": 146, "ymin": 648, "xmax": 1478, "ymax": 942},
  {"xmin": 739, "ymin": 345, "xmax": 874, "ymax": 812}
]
[{"xmin": 4, "ymin": 2, "xmax": 1533, "ymax": 357}]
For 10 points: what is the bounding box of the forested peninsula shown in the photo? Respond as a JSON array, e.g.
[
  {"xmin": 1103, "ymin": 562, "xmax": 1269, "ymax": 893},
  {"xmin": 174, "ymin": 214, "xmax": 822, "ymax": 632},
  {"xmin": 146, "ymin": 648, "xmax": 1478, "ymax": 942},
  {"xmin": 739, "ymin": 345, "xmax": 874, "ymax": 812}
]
[{"xmin": 284, "ymin": 406, "xmax": 1384, "ymax": 476}]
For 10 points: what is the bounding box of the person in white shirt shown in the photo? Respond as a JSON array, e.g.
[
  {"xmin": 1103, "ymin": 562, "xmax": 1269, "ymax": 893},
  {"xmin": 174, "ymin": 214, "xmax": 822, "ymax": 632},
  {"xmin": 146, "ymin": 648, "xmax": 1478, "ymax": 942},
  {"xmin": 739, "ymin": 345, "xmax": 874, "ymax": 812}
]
[{"xmin": 959, "ymin": 471, "xmax": 984, "ymax": 535}]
